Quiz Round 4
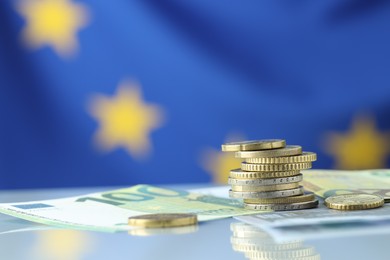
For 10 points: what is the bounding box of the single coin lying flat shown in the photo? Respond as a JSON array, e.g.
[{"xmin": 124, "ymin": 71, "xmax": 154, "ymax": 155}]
[
  {"xmin": 244, "ymin": 193, "xmax": 316, "ymax": 204},
  {"xmin": 245, "ymin": 152, "xmax": 317, "ymax": 164},
  {"xmin": 244, "ymin": 199, "xmax": 319, "ymax": 211},
  {"xmin": 324, "ymin": 194, "xmax": 384, "ymax": 210},
  {"xmin": 221, "ymin": 139, "xmax": 286, "ymax": 152},
  {"xmin": 128, "ymin": 213, "xmax": 198, "ymax": 228},
  {"xmin": 235, "ymin": 145, "xmax": 302, "ymax": 158}
]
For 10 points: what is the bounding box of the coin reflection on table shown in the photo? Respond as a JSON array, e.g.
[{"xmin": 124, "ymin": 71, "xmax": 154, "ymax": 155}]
[
  {"xmin": 128, "ymin": 225, "xmax": 198, "ymax": 236},
  {"xmin": 230, "ymin": 222, "xmax": 320, "ymax": 260}
]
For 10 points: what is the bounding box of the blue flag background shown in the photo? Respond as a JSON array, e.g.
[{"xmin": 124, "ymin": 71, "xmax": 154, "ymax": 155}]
[{"xmin": 1, "ymin": 0, "xmax": 390, "ymax": 189}]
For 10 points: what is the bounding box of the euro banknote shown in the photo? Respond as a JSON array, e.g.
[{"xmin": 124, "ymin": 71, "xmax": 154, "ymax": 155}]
[
  {"xmin": 0, "ymin": 185, "xmax": 253, "ymax": 232},
  {"xmin": 302, "ymin": 169, "xmax": 390, "ymax": 200},
  {"xmin": 236, "ymin": 169, "xmax": 390, "ymax": 241}
]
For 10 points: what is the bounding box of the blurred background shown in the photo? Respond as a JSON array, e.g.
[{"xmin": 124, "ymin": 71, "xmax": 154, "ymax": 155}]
[{"xmin": 1, "ymin": 0, "xmax": 390, "ymax": 189}]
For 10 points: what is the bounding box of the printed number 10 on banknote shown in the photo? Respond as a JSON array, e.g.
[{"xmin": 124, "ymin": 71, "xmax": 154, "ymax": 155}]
[
  {"xmin": 76, "ymin": 184, "xmax": 244, "ymax": 217},
  {"xmin": 0, "ymin": 184, "xmax": 253, "ymax": 232}
]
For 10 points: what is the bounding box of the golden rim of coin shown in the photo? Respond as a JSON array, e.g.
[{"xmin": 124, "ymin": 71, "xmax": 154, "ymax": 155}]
[
  {"xmin": 235, "ymin": 145, "xmax": 302, "ymax": 158},
  {"xmin": 241, "ymin": 162, "xmax": 312, "ymax": 172},
  {"xmin": 229, "ymin": 169, "xmax": 301, "ymax": 179},
  {"xmin": 244, "ymin": 193, "xmax": 316, "ymax": 204},
  {"xmin": 244, "ymin": 199, "xmax": 319, "ymax": 211},
  {"xmin": 228, "ymin": 174, "xmax": 303, "ymax": 186},
  {"xmin": 221, "ymin": 139, "xmax": 286, "ymax": 152},
  {"xmin": 324, "ymin": 194, "xmax": 384, "ymax": 210},
  {"xmin": 245, "ymin": 152, "xmax": 317, "ymax": 164},
  {"xmin": 231, "ymin": 182, "xmax": 300, "ymax": 192},
  {"xmin": 128, "ymin": 213, "xmax": 198, "ymax": 228},
  {"xmin": 229, "ymin": 187, "xmax": 304, "ymax": 199}
]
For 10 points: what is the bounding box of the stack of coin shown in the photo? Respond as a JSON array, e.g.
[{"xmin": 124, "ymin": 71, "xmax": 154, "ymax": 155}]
[
  {"xmin": 230, "ymin": 222, "xmax": 321, "ymax": 260},
  {"xmin": 222, "ymin": 139, "xmax": 319, "ymax": 211}
]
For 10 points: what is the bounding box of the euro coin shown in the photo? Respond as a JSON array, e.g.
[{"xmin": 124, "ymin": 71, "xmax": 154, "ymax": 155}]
[
  {"xmin": 231, "ymin": 183, "xmax": 300, "ymax": 192},
  {"xmin": 235, "ymin": 145, "xmax": 302, "ymax": 158},
  {"xmin": 229, "ymin": 187, "xmax": 304, "ymax": 199},
  {"xmin": 244, "ymin": 199, "xmax": 319, "ymax": 211},
  {"xmin": 324, "ymin": 194, "xmax": 384, "ymax": 210},
  {"xmin": 228, "ymin": 174, "xmax": 303, "ymax": 186},
  {"xmin": 245, "ymin": 152, "xmax": 317, "ymax": 164},
  {"xmin": 241, "ymin": 162, "xmax": 311, "ymax": 172},
  {"xmin": 244, "ymin": 193, "xmax": 316, "ymax": 204},
  {"xmin": 128, "ymin": 213, "xmax": 197, "ymax": 228},
  {"xmin": 229, "ymin": 169, "xmax": 300, "ymax": 179},
  {"xmin": 221, "ymin": 139, "xmax": 286, "ymax": 152}
]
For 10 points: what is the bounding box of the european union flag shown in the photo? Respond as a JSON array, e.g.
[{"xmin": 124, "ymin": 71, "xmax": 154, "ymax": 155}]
[{"xmin": 1, "ymin": 0, "xmax": 390, "ymax": 189}]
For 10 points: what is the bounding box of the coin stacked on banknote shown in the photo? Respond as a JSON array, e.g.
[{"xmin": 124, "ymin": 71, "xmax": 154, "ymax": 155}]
[
  {"xmin": 230, "ymin": 222, "xmax": 321, "ymax": 260},
  {"xmin": 222, "ymin": 139, "xmax": 318, "ymax": 211}
]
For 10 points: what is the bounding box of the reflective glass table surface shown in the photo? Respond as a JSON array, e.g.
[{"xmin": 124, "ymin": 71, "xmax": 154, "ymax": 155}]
[{"xmin": 0, "ymin": 186, "xmax": 388, "ymax": 260}]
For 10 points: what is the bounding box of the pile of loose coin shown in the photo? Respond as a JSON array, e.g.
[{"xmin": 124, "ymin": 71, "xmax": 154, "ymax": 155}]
[{"xmin": 222, "ymin": 139, "xmax": 319, "ymax": 211}]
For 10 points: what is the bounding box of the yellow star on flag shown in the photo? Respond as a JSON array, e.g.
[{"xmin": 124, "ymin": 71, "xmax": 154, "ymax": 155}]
[
  {"xmin": 32, "ymin": 230, "xmax": 93, "ymax": 260},
  {"xmin": 201, "ymin": 135, "xmax": 244, "ymax": 184},
  {"xmin": 324, "ymin": 114, "xmax": 390, "ymax": 169},
  {"xmin": 18, "ymin": 0, "xmax": 89, "ymax": 57},
  {"xmin": 88, "ymin": 80, "xmax": 164, "ymax": 159}
]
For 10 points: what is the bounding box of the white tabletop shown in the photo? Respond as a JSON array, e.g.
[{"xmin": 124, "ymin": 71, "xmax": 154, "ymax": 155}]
[{"xmin": 0, "ymin": 186, "xmax": 388, "ymax": 260}]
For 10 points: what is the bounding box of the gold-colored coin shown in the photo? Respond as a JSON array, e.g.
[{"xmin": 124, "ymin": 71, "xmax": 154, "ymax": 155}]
[
  {"xmin": 229, "ymin": 169, "xmax": 300, "ymax": 179},
  {"xmin": 231, "ymin": 183, "xmax": 300, "ymax": 192},
  {"xmin": 244, "ymin": 199, "xmax": 319, "ymax": 211},
  {"xmin": 324, "ymin": 194, "xmax": 384, "ymax": 210},
  {"xmin": 229, "ymin": 187, "xmax": 304, "ymax": 199},
  {"xmin": 228, "ymin": 174, "xmax": 303, "ymax": 186},
  {"xmin": 221, "ymin": 139, "xmax": 286, "ymax": 152},
  {"xmin": 241, "ymin": 162, "xmax": 312, "ymax": 172},
  {"xmin": 128, "ymin": 213, "xmax": 197, "ymax": 228},
  {"xmin": 235, "ymin": 145, "xmax": 302, "ymax": 158},
  {"xmin": 320, "ymin": 189, "xmax": 390, "ymax": 203},
  {"xmin": 244, "ymin": 193, "xmax": 316, "ymax": 204},
  {"xmin": 245, "ymin": 152, "xmax": 317, "ymax": 164}
]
